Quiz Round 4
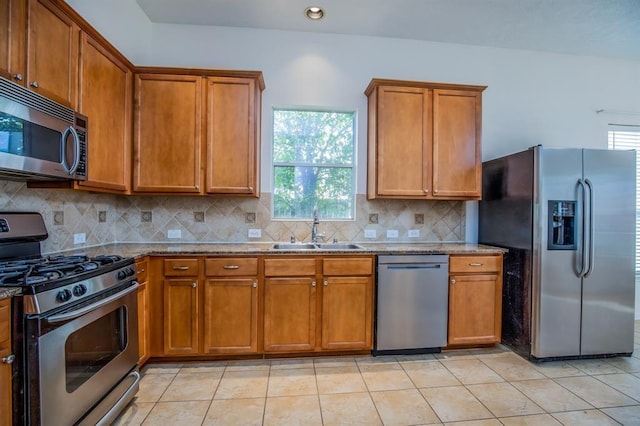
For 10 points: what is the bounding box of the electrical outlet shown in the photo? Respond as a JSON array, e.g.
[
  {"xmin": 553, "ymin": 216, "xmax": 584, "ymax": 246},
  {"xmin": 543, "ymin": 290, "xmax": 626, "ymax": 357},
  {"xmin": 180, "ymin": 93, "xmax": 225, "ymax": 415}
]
[
  {"xmin": 167, "ymin": 229, "xmax": 181, "ymax": 239},
  {"xmin": 73, "ymin": 233, "xmax": 86, "ymax": 244},
  {"xmin": 248, "ymin": 229, "xmax": 262, "ymax": 238},
  {"xmin": 387, "ymin": 229, "xmax": 399, "ymax": 238},
  {"xmin": 364, "ymin": 229, "xmax": 376, "ymax": 239},
  {"xmin": 408, "ymin": 229, "xmax": 420, "ymax": 238}
]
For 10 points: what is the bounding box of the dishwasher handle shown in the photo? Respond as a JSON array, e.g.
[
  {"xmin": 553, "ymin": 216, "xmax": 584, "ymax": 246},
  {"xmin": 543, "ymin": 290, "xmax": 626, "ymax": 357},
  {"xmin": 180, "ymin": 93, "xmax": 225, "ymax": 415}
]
[{"xmin": 383, "ymin": 264, "xmax": 444, "ymax": 270}]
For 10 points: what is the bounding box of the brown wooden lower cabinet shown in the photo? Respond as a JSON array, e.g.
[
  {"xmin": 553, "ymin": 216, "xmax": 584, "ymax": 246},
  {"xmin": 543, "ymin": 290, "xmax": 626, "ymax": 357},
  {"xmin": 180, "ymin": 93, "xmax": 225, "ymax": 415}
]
[
  {"xmin": 164, "ymin": 278, "xmax": 200, "ymax": 355},
  {"xmin": 203, "ymin": 277, "xmax": 259, "ymax": 354},
  {"xmin": 1, "ymin": 298, "xmax": 12, "ymax": 426},
  {"xmin": 448, "ymin": 254, "xmax": 503, "ymax": 346},
  {"xmin": 136, "ymin": 258, "xmax": 150, "ymax": 366},
  {"xmin": 263, "ymin": 276, "xmax": 317, "ymax": 352}
]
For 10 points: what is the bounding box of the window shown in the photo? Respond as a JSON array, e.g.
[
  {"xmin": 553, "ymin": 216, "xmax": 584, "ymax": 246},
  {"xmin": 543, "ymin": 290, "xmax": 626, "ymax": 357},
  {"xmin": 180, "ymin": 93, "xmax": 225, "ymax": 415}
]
[
  {"xmin": 272, "ymin": 108, "xmax": 355, "ymax": 219},
  {"xmin": 608, "ymin": 125, "xmax": 640, "ymax": 273}
]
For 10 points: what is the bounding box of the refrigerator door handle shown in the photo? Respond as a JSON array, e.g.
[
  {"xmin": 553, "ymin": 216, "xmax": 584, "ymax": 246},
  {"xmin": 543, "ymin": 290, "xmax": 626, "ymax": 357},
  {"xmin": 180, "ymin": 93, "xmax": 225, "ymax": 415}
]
[
  {"xmin": 584, "ymin": 178, "xmax": 595, "ymax": 277},
  {"xmin": 576, "ymin": 179, "xmax": 588, "ymax": 277}
]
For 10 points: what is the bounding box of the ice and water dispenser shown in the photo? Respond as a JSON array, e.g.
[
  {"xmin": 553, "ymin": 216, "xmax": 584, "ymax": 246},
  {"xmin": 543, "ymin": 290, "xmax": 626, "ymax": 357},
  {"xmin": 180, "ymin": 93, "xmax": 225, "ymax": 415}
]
[{"xmin": 548, "ymin": 200, "xmax": 576, "ymax": 250}]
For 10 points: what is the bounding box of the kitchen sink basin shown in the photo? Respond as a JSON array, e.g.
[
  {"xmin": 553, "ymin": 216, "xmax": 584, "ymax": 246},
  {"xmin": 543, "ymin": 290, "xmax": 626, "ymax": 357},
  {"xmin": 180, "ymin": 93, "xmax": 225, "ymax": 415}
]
[
  {"xmin": 315, "ymin": 243, "xmax": 365, "ymax": 250},
  {"xmin": 272, "ymin": 243, "xmax": 318, "ymax": 250},
  {"xmin": 272, "ymin": 243, "xmax": 365, "ymax": 250}
]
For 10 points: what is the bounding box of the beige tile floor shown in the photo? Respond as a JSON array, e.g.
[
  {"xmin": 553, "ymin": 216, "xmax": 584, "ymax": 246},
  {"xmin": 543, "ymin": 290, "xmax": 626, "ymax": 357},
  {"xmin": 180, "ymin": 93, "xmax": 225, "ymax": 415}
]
[{"xmin": 114, "ymin": 323, "xmax": 640, "ymax": 425}]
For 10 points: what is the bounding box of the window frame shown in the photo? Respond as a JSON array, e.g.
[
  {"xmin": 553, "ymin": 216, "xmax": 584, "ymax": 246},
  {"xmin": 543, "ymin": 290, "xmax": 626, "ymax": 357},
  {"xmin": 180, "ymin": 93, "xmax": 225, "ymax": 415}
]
[{"xmin": 271, "ymin": 105, "xmax": 357, "ymax": 221}]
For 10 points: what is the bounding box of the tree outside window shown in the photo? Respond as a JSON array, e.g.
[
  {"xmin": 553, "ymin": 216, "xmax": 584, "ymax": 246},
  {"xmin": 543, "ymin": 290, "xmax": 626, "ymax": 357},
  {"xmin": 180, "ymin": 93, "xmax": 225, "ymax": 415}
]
[{"xmin": 273, "ymin": 108, "xmax": 355, "ymax": 220}]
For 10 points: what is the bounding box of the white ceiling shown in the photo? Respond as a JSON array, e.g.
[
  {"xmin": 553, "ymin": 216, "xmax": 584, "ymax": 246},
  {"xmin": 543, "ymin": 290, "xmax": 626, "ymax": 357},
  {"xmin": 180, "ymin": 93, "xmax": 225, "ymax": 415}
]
[{"xmin": 135, "ymin": 0, "xmax": 640, "ymax": 61}]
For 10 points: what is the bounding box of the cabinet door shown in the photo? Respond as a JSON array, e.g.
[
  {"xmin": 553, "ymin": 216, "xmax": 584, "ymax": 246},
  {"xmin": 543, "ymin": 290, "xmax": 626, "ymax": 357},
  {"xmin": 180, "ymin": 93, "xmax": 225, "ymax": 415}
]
[
  {"xmin": 77, "ymin": 32, "xmax": 132, "ymax": 193},
  {"xmin": 203, "ymin": 278, "xmax": 258, "ymax": 354},
  {"xmin": 133, "ymin": 74, "xmax": 202, "ymax": 193},
  {"xmin": 321, "ymin": 276, "xmax": 373, "ymax": 350},
  {"xmin": 0, "ymin": 346, "xmax": 10, "ymax": 426},
  {"xmin": 137, "ymin": 281, "xmax": 149, "ymax": 365},
  {"xmin": 205, "ymin": 77, "xmax": 258, "ymax": 196},
  {"xmin": 448, "ymin": 273, "xmax": 501, "ymax": 345},
  {"xmin": 164, "ymin": 278, "xmax": 200, "ymax": 355},
  {"xmin": 0, "ymin": 0, "xmax": 26, "ymax": 82},
  {"xmin": 432, "ymin": 89, "xmax": 481, "ymax": 198},
  {"xmin": 264, "ymin": 277, "xmax": 316, "ymax": 352},
  {"xmin": 27, "ymin": 0, "xmax": 78, "ymax": 107},
  {"xmin": 374, "ymin": 86, "xmax": 432, "ymax": 197},
  {"xmin": 0, "ymin": 298, "xmax": 11, "ymax": 426}
]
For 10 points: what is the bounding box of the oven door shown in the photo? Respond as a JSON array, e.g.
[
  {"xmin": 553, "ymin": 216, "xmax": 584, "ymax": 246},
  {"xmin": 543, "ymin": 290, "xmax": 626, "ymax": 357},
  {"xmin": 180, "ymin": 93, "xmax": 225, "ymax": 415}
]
[{"xmin": 34, "ymin": 282, "xmax": 139, "ymax": 426}]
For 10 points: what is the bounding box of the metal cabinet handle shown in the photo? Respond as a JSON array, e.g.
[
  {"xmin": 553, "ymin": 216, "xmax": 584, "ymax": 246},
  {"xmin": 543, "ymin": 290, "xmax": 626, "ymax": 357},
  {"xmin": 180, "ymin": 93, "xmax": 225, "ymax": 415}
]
[
  {"xmin": 173, "ymin": 266, "xmax": 190, "ymax": 271},
  {"xmin": 13, "ymin": 73, "xmax": 23, "ymax": 81},
  {"xmin": 469, "ymin": 263, "xmax": 483, "ymax": 267},
  {"xmin": 451, "ymin": 279, "xmax": 456, "ymax": 284},
  {"xmin": 252, "ymin": 281, "xmax": 257, "ymax": 288},
  {"xmin": 424, "ymin": 189, "xmax": 429, "ymax": 193},
  {"xmin": 323, "ymin": 280, "xmax": 328, "ymax": 286},
  {"xmin": 434, "ymin": 189, "xmax": 439, "ymax": 194},
  {"xmin": 30, "ymin": 80, "xmax": 39, "ymax": 88},
  {"xmin": 138, "ymin": 269, "xmax": 145, "ymax": 273},
  {"xmin": 195, "ymin": 185, "xmax": 199, "ymax": 190},
  {"xmin": 2, "ymin": 354, "xmax": 15, "ymax": 364},
  {"xmin": 223, "ymin": 265, "xmax": 239, "ymax": 269},
  {"xmin": 192, "ymin": 282, "xmax": 197, "ymax": 288},
  {"xmin": 311, "ymin": 281, "xmax": 316, "ymax": 287},
  {"xmin": 248, "ymin": 186, "xmax": 253, "ymax": 192}
]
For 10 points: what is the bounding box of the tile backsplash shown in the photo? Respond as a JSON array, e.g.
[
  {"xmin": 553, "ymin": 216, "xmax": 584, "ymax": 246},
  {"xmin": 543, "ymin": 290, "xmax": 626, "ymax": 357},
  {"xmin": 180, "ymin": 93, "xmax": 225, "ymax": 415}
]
[{"xmin": 0, "ymin": 182, "xmax": 465, "ymax": 253}]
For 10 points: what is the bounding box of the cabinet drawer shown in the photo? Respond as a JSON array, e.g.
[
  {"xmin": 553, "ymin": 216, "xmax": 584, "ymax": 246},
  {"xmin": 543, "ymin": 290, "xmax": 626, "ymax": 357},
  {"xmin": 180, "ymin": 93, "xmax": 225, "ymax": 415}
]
[
  {"xmin": 264, "ymin": 258, "xmax": 316, "ymax": 276},
  {"xmin": 323, "ymin": 257, "xmax": 373, "ymax": 276},
  {"xmin": 205, "ymin": 258, "xmax": 258, "ymax": 276},
  {"xmin": 136, "ymin": 259, "xmax": 148, "ymax": 282},
  {"xmin": 163, "ymin": 258, "xmax": 199, "ymax": 276},
  {"xmin": 0, "ymin": 298, "xmax": 9, "ymax": 346},
  {"xmin": 450, "ymin": 255, "xmax": 501, "ymax": 273}
]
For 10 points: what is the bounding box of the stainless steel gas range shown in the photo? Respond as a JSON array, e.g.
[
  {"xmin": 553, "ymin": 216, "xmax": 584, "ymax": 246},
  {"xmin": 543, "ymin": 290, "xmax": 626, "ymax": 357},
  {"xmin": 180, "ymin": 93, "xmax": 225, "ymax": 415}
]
[{"xmin": 0, "ymin": 212, "xmax": 139, "ymax": 425}]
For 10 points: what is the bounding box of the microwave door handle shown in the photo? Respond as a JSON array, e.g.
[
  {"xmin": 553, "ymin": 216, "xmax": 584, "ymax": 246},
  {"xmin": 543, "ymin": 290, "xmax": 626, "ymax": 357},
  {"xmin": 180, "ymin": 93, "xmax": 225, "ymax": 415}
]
[
  {"xmin": 47, "ymin": 282, "xmax": 139, "ymax": 324},
  {"xmin": 60, "ymin": 126, "xmax": 81, "ymax": 175}
]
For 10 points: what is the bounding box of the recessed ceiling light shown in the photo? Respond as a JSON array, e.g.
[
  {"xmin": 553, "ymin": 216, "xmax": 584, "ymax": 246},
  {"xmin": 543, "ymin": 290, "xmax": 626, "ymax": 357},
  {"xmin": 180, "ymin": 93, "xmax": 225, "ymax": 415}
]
[{"xmin": 304, "ymin": 6, "xmax": 325, "ymax": 20}]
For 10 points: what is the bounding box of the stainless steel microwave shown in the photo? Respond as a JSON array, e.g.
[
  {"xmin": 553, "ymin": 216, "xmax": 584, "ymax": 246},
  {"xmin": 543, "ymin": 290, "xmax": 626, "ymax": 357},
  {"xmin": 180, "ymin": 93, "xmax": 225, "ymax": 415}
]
[{"xmin": 0, "ymin": 77, "xmax": 87, "ymax": 181}]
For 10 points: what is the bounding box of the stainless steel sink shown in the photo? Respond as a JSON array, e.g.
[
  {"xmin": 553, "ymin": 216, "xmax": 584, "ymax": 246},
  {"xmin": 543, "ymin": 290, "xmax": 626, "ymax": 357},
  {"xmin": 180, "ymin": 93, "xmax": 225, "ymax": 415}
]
[
  {"xmin": 272, "ymin": 243, "xmax": 318, "ymax": 250},
  {"xmin": 315, "ymin": 243, "xmax": 365, "ymax": 250},
  {"xmin": 271, "ymin": 243, "xmax": 365, "ymax": 250}
]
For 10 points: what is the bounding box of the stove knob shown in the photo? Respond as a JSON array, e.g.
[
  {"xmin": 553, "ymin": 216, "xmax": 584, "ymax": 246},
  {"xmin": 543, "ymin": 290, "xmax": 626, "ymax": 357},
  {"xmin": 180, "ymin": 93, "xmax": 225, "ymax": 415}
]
[
  {"xmin": 127, "ymin": 268, "xmax": 136, "ymax": 277},
  {"xmin": 57, "ymin": 289, "xmax": 72, "ymax": 303},
  {"xmin": 73, "ymin": 284, "xmax": 88, "ymax": 297},
  {"xmin": 117, "ymin": 270, "xmax": 127, "ymax": 280}
]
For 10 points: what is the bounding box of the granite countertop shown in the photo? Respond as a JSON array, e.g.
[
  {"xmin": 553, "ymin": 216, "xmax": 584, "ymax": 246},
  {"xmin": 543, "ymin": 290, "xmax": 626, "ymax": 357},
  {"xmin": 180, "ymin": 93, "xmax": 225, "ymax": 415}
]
[
  {"xmin": 0, "ymin": 287, "xmax": 22, "ymax": 299},
  {"xmin": 58, "ymin": 242, "xmax": 507, "ymax": 259}
]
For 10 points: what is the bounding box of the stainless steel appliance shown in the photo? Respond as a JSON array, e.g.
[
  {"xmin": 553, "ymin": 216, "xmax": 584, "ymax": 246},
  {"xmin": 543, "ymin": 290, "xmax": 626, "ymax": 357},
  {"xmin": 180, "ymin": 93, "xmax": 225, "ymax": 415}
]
[
  {"xmin": 375, "ymin": 255, "xmax": 449, "ymax": 354},
  {"xmin": 0, "ymin": 77, "xmax": 88, "ymax": 181},
  {"xmin": 479, "ymin": 145, "xmax": 636, "ymax": 360},
  {"xmin": 0, "ymin": 212, "xmax": 139, "ymax": 425}
]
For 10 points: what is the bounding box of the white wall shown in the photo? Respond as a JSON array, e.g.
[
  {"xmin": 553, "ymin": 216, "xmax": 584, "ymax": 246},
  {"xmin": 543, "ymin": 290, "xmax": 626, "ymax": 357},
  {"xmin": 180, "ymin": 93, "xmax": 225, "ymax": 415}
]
[{"xmin": 60, "ymin": 3, "xmax": 640, "ymax": 241}]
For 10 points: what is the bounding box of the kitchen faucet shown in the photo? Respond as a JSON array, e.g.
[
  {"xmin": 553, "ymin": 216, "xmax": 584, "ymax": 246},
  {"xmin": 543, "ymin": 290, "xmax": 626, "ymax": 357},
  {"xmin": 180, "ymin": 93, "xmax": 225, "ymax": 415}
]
[{"xmin": 311, "ymin": 207, "xmax": 325, "ymax": 243}]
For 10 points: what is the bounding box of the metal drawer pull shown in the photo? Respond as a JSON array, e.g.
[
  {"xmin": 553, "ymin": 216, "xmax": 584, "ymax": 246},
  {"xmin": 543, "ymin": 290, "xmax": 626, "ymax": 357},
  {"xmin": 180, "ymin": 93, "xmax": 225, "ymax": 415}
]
[
  {"xmin": 469, "ymin": 263, "xmax": 483, "ymax": 267},
  {"xmin": 2, "ymin": 354, "xmax": 15, "ymax": 364},
  {"xmin": 13, "ymin": 73, "xmax": 23, "ymax": 81},
  {"xmin": 173, "ymin": 266, "xmax": 190, "ymax": 270},
  {"xmin": 451, "ymin": 279, "xmax": 456, "ymax": 284},
  {"xmin": 223, "ymin": 265, "xmax": 240, "ymax": 269},
  {"xmin": 30, "ymin": 80, "xmax": 39, "ymax": 88},
  {"xmin": 253, "ymin": 282, "xmax": 257, "ymax": 288},
  {"xmin": 192, "ymin": 282, "xmax": 197, "ymax": 288},
  {"xmin": 323, "ymin": 281, "xmax": 328, "ymax": 286},
  {"xmin": 311, "ymin": 281, "xmax": 316, "ymax": 287}
]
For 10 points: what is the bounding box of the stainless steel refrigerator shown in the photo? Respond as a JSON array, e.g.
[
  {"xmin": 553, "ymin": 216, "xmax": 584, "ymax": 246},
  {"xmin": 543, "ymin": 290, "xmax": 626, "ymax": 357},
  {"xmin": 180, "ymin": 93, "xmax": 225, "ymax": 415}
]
[{"xmin": 479, "ymin": 145, "xmax": 636, "ymax": 360}]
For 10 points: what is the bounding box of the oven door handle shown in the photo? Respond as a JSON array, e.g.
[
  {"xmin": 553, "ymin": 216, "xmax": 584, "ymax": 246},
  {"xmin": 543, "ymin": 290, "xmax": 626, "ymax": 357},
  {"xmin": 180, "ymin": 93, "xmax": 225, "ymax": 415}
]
[{"xmin": 47, "ymin": 282, "xmax": 139, "ymax": 324}]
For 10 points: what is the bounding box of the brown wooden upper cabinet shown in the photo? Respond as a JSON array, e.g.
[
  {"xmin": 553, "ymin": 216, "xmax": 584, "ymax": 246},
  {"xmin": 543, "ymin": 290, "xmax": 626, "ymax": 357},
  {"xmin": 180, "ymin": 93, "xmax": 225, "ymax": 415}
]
[
  {"xmin": 1, "ymin": 0, "xmax": 78, "ymax": 108},
  {"xmin": 77, "ymin": 32, "xmax": 133, "ymax": 193},
  {"xmin": 365, "ymin": 79, "xmax": 486, "ymax": 200},
  {"xmin": 133, "ymin": 68, "xmax": 264, "ymax": 196}
]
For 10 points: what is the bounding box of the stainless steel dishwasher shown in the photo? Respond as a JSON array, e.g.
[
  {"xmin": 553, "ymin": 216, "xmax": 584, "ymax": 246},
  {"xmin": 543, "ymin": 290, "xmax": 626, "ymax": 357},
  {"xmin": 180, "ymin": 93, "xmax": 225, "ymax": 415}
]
[{"xmin": 375, "ymin": 255, "xmax": 449, "ymax": 355}]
